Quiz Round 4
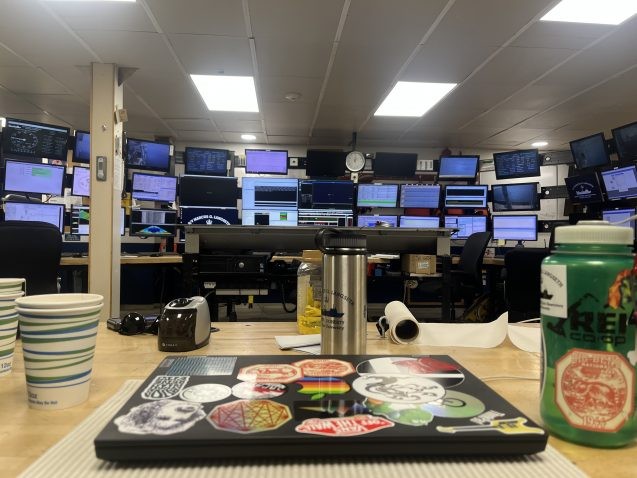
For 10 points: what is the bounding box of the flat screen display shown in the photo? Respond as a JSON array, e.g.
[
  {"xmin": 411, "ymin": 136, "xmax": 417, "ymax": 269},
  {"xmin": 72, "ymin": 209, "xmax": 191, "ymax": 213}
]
[
  {"xmin": 305, "ymin": 150, "xmax": 347, "ymax": 178},
  {"xmin": 399, "ymin": 216, "xmax": 440, "ymax": 228},
  {"xmin": 373, "ymin": 152, "xmax": 417, "ymax": 178},
  {"xmin": 570, "ymin": 133, "xmax": 610, "ymax": 170},
  {"xmin": 602, "ymin": 208, "xmax": 636, "ymax": 235},
  {"xmin": 245, "ymin": 149, "xmax": 288, "ymax": 175},
  {"xmin": 3, "ymin": 201, "xmax": 65, "ymax": 232},
  {"xmin": 184, "ymin": 147, "xmax": 228, "ymax": 176},
  {"xmin": 179, "ymin": 207, "xmax": 239, "ymax": 225},
  {"xmin": 356, "ymin": 184, "xmax": 399, "ymax": 208},
  {"xmin": 600, "ymin": 166, "xmax": 637, "ymax": 201},
  {"xmin": 241, "ymin": 209, "xmax": 298, "ymax": 227},
  {"xmin": 612, "ymin": 121, "xmax": 637, "ymax": 163},
  {"xmin": 297, "ymin": 180, "xmax": 354, "ymax": 209},
  {"xmin": 71, "ymin": 166, "xmax": 90, "ymax": 197},
  {"xmin": 241, "ymin": 177, "xmax": 298, "ymax": 210},
  {"xmin": 3, "ymin": 160, "xmax": 65, "ymax": 196},
  {"xmin": 297, "ymin": 209, "xmax": 354, "ymax": 227},
  {"xmin": 491, "ymin": 183, "xmax": 539, "ymax": 212},
  {"xmin": 131, "ymin": 173, "xmax": 178, "ymax": 203},
  {"xmin": 130, "ymin": 209, "xmax": 177, "ymax": 236},
  {"xmin": 126, "ymin": 138, "xmax": 171, "ymax": 173},
  {"xmin": 444, "ymin": 185, "xmax": 488, "ymax": 208},
  {"xmin": 1, "ymin": 117, "xmax": 69, "ymax": 161},
  {"xmin": 492, "ymin": 215, "xmax": 538, "ymax": 241},
  {"xmin": 70, "ymin": 206, "xmax": 126, "ymax": 236},
  {"xmin": 73, "ymin": 130, "xmax": 90, "ymax": 164},
  {"xmin": 179, "ymin": 176, "xmax": 237, "ymax": 207},
  {"xmin": 438, "ymin": 155, "xmax": 479, "ymax": 180},
  {"xmin": 564, "ymin": 172, "xmax": 603, "ymax": 204},
  {"xmin": 444, "ymin": 215, "xmax": 488, "ymax": 239},
  {"xmin": 357, "ymin": 215, "xmax": 398, "ymax": 227},
  {"xmin": 493, "ymin": 149, "xmax": 540, "ymax": 180},
  {"xmin": 399, "ymin": 184, "xmax": 441, "ymax": 208}
]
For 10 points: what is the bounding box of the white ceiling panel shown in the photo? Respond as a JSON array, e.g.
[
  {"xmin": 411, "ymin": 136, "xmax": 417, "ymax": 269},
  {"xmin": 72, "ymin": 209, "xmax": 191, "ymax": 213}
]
[
  {"xmin": 46, "ymin": 1, "xmax": 155, "ymax": 32},
  {"xmin": 0, "ymin": 67, "xmax": 69, "ymax": 94},
  {"xmin": 256, "ymin": 37, "xmax": 332, "ymax": 78},
  {"xmin": 146, "ymin": 0, "xmax": 246, "ymax": 36},
  {"xmin": 468, "ymin": 109, "xmax": 539, "ymax": 129},
  {"xmin": 266, "ymin": 135, "xmax": 309, "ymax": 145},
  {"xmin": 261, "ymin": 102, "xmax": 314, "ymax": 135},
  {"xmin": 0, "ymin": 45, "xmax": 30, "ymax": 67},
  {"xmin": 512, "ymin": 21, "xmax": 613, "ymax": 50},
  {"xmin": 0, "ymin": 90, "xmax": 43, "ymax": 115},
  {"xmin": 214, "ymin": 117, "xmax": 263, "ymax": 133},
  {"xmin": 168, "ymin": 34, "xmax": 252, "ymax": 76},
  {"xmin": 20, "ymin": 94, "xmax": 88, "ymax": 121},
  {"xmin": 43, "ymin": 66, "xmax": 91, "ymax": 100},
  {"xmin": 363, "ymin": 116, "xmax": 416, "ymax": 134},
  {"xmin": 482, "ymin": 127, "xmax": 554, "ymax": 144},
  {"xmin": 259, "ymin": 76, "xmax": 322, "ymax": 104},
  {"xmin": 165, "ymin": 118, "xmax": 216, "ymax": 131},
  {"xmin": 124, "ymin": 114, "xmax": 173, "ymax": 136},
  {"xmin": 313, "ymin": 105, "xmax": 368, "ymax": 132},
  {"xmin": 498, "ymin": 84, "xmax": 575, "ymax": 111},
  {"xmin": 174, "ymin": 130, "xmax": 225, "ymax": 142}
]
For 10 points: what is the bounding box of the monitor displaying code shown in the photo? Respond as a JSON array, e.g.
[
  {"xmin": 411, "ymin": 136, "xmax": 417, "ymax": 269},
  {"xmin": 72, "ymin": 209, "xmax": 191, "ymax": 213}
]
[
  {"xmin": 184, "ymin": 147, "xmax": 228, "ymax": 176},
  {"xmin": 3, "ymin": 201, "xmax": 64, "ymax": 232},
  {"xmin": 493, "ymin": 149, "xmax": 540, "ymax": 180},
  {"xmin": 3, "ymin": 160, "xmax": 65, "ymax": 196},
  {"xmin": 131, "ymin": 173, "xmax": 178, "ymax": 203},
  {"xmin": 399, "ymin": 184, "xmax": 441, "ymax": 208}
]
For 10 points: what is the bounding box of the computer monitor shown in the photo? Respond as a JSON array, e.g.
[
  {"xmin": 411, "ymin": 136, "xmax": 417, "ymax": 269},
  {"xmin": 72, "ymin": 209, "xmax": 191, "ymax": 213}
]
[
  {"xmin": 493, "ymin": 149, "xmax": 540, "ymax": 180},
  {"xmin": 443, "ymin": 215, "xmax": 488, "ymax": 239},
  {"xmin": 491, "ymin": 183, "xmax": 540, "ymax": 212},
  {"xmin": 357, "ymin": 215, "xmax": 398, "ymax": 227},
  {"xmin": 602, "ymin": 208, "xmax": 636, "ymax": 236},
  {"xmin": 373, "ymin": 152, "xmax": 417, "ymax": 178},
  {"xmin": 399, "ymin": 184, "xmax": 441, "ymax": 208},
  {"xmin": 438, "ymin": 155, "xmax": 480, "ymax": 180},
  {"xmin": 179, "ymin": 175, "xmax": 238, "ymax": 207},
  {"xmin": 1, "ymin": 117, "xmax": 70, "ymax": 161},
  {"xmin": 3, "ymin": 201, "xmax": 65, "ymax": 232},
  {"xmin": 3, "ymin": 160, "xmax": 65, "ymax": 196},
  {"xmin": 130, "ymin": 208, "xmax": 177, "ymax": 236},
  {"xmin": 600, "ymin": 165, "xmax": 637, "ymax": 201},
  {"xmin": 179, "ymin": 206, "xmax": 239, "ymax": 225},
  {"xmin": 570, "ymin": 133, "xmax": 610, "ymax": 170},
  {"xmin": 564, "ymin": 172, "xmax": 603, "ymax": 204},
  {"xmin": 125, "ymin": 138, "xmax": 171, "ymax": 173},
  {"xmin": 305, "ymin": 150, "xmax": 347, "ymax": 178},
  {"xmin": 70, "ymin": 206, "xmax": 126, "ymax": 236},
  {"xmin": 71, "ymin": 166, "xmax": 90, "ymax": 197},
  {"xmin": 297, "ymin": 180, "xmax": 354, "ymax": 209},
  {"xmin": 241, "ymin": 177, "xmax": 298, "ymax": 211},
  {"xmin": 444, "ymin": 185, "xmax": 488, "ymax": 208},
  {"xmin": 612, "ymin": 121, "xmax": 637, "ymax": 163},
  {"xmin": 131, "ymin": 173, "xmax": 178, "ymax": 203},
  {"xmin": 241, "ymin": 209, "xmax": 298, "ymax": 227},
  {"xmin": 356, "ymin": 184, "xmax": 399, "ymax": 208},
  {"xmin": 73, "ymin": 130, "xmax": 90, "ymax": 164},
  {"xmin": 492, "ymin": 215, "xmax": 538, "ymax": 243},
  {"xmin": 245, "ymin": 149, "xmax": 288, "ymax": 175},
  {"xmin": 399, "ymin": 216, "xmax": 440, "ymax": 228},
  {"xmin": 297, "ymin": 209, "xmax": 354, "ymax": 227},
  {"xmin": 183, "ymin": 147, "xmax": 229, "ymax": 176}
]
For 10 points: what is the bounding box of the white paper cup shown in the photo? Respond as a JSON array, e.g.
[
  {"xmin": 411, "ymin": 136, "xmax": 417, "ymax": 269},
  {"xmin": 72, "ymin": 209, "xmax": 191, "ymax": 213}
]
[
  {"xmin": 15, "ymin": 293, "xmax": 103, "ymax": 310},
  {"xmin": 0, "ymin": 278, "xmax": 25, "ymax": 294},
  {"xmin": 0, "ymin": 290, "xmax": 23, "ymax": 375}
]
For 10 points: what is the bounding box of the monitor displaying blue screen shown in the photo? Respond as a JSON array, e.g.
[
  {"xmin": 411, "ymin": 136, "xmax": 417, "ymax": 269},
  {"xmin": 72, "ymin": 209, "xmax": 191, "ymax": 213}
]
[
  {"xmin": 399, "ymin": 184, "xmax": 441, "ymax": 208},
  {"xmin": 130, "ymin": 209, "xmax": 177, "ymax": 236},
  {"xmin": 179, "ymin": 207, "xmax": 239, "ymax": 225},
  {"xmin": 444, "ymin": 185, "xmax": 488, "ymax": 208},
  {"xmin": 601, "ymin": 166, "xmax": 637, "ymax": 201},
  {"xmin": 1, "ymin": 117, "xmax": 69, "ymax": 161},
  {"xmin": 131, "ymin": 173, "xmax": 178, "ymax": 203},
  {"xmin": 242, "ymin": 177, "xmax": 298, "ymax": 210},
  {"xmin": 184, "ymin": 147, "xmax": 228, "ymax": 176},
  {"xmin": 493, "ymin": 149, "xmax": 540, "ymax": 180},
  {"xmin": 73, "ymin": 130, "xmax": 90, "ymax": 163},
  {"xmin": 444, "ymin": 215, "xmax": 487, "ymax": 239},
  {"xmin": 242, "ymin": 209, "xmax": 298, "ymax": 226},
  {"xmin": 564, "ymin": 172, "xmax": 603, "ymax": 204},
  {"xmin": 126, "ymin": 138, "xmax": 171, "ymax": 172},
  {"xmin": 3, "ymin": 160, "xmax": 65, "ymax": 196},
  {"xmin": 438, "ymin": 155, "xmax": 479, "ymax": 180},
  {"xmin": 357, "ymin": 215, "xmax": 398, "ymax": 227},
  {"xmin": 3, "ymin": 201, "xmax": 65, "ymax": 232},
  {"xmin": 602, "ymin": 208, "xmax": 636, "ymax": 236},
  {"xmin": 356, "ymin": 184, "xmax": 398, "ymax": 208},
  {"xmin": 71, "ymin": 166, "xmax": 90, "ymax": 197},
  {"xmin": 491, "ymin": 183, "xmax": 539, "ymax": 212},
  {"xmin": 399, "ymin": 216, "xmax": 440, "ymax": 228},
  {"xmin": 570, "ymin": 133, "xmax": 610, "ymax": 170},
  {"xmin": 612, "ymin": 121, "xmax": 637, "ymax": 163},
  {"xmin": 298, "ymin": 180, "xmax": 354, "ymax": 209},
  {"xmin": 245, "ymin": 149, "xmax": 288, "ymax": 175},
  {"xmin": 492, "ymin": 215, "xmax": 537, "ymax": 241}
]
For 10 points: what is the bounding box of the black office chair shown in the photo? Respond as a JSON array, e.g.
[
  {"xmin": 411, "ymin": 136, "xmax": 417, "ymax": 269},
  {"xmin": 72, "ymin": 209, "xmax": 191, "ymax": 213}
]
[
  {"xmin": 503, "ymin": 248, "xmax": 550, "ymax": 322},
  {"xmin": 0, "ymin": 220, "xmax": 62, "ymax": 295}
]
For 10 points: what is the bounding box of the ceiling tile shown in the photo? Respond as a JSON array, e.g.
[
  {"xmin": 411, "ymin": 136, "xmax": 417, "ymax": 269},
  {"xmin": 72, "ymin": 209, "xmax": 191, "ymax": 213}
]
[
  {"xmin": 168, "ymin": 34, "xmax": 252, "ymax": 76},
  {"xmin": 165, "ymin": 118, "xmax": 216, "ymax": 131},
  {"xmin": 0, "ymin": 91, "xmax": 43, "ymax": 115},
  {"xmin": 266, "ymin": 135, "xmax": 309, "ymax": 145},
  {"xmin": 43, "ymin": 66, "xmax": 91, "ymax": 100},
  {"xmin": 0, "ymin": 45, "xmax": 30, "ymax": 67},
  {"xmin": 223, "ymin": 132, "xmax": 268, "ymax": 143},
  {"xmin": 259, "ymin": 76, "xmax": 322, "ymax": 104},
  {"xmin": 214, "ymin": 117, "xmax": 264, "ymax": 133},
  {"xmin": 256, "ymin": 37, "xmax": 332, "ymax": 78},
  {"xmin": 174, "ymin": 130, "xmax": 225, "ymax": 142},
  {"xmin": 46, "ymin": 1, "xmax": 155, "ymax": 32},
  {"xmin": 512, "ymin": 21, "xmax": 613, "ymax": 50},
  {"xmin": 0, "ymin": 66, "xmax": 69, "ymax": 94},
  {"xmin": 146, "ymin": 0, "xmax": 246, "ymax": 36}
]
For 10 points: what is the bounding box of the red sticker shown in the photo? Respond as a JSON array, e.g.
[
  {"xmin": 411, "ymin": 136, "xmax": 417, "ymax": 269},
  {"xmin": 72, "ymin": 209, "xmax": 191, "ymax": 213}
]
[
  {"xmin": 295, "ymin": 415, "xmax": 394, "ymax": 436},
  {"xmin": 208, "ymin": 399, "xmax": 291, "ymax": 434},
  {"xmin": 237, "ymin": 363, "xmax": 302, "ymax": 384},
  {"xmin": 293, "ymin": 359, "xmax": 355, "ymax": 377}
]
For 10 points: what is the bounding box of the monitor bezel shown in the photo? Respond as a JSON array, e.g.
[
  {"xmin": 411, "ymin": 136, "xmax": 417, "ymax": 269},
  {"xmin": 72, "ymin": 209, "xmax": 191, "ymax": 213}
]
[
  {"xmin": 443, "ymin": 184, "xmax": 488, "ymax": 209},
  {"xmin": 183, "ymin": 147, "xmax": 229, "ymax": 176},
  {"xmin": 3, "ymin": 159, "xmax": 66, "ymax": 196},
  {"xmin": 399, "ymin": 184, "xmax": 441, "ymax": 208},
  {"xmin": 1, "ymin": 117, "xmax": 70, "ymax": 161},
  {"xmin": 398, "ymin": 215, "xmax": 440, "ymax": 228},
  {"xmin": 569, "ymin": 132, "xmax": 611, "ymax": 170},
  {"xmin": 491, "ymin": 182, "xmax": 540, "ymax": 212},
  {"xmin": 611, "ymin": 120, "xmax": 637, "ymax": 163},
  {"xmin": 493, "ymin": 149, "xmax": 540, "ymax": 180},
  {"xmin": 372, "ymin": 152, "xmax": 418, "ymax": 179},
  {"xmin": 564, "ymin": 172, "xmax": 603, "ymax": 205},
  {"xmin": 305, "ymin": 149, "xmax": 347, "ymax": 178},
  {"xmin": 71, "ymin": 165, "xmax": 90, "ymax": 198},
  {"xmin": 437, "ymin": 155, "xmax": 480, "ymax": 180},
  {"xmin": 125, "ymin": 137, "xmax": 172, "ymax": 173},
  {"xmin": 492, "ymin": 214, "xmax": 538, "ymax": 242},
  {"xmin": 131, "ymin": 172, "xmax": 178, "ymax": 203},
  {"xmin": 244, "ymin": 149, "xmax": 289, "ymax": 175}
]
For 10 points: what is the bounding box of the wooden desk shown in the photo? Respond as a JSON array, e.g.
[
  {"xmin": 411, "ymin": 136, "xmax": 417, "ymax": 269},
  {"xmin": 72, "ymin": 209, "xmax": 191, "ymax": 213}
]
[
  {"xmin": 0, "ymin": 323, "xmax": 633, "ymax": 477},
  {"xmin": 60, "ymin": 255, "xmax": 183, "ymax": 266}
]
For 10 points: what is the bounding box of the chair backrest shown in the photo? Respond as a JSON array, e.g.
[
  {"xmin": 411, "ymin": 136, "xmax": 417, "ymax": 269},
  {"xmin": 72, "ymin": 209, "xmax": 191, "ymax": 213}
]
[
  {"xmin": 0, "ymin": 220, "xmax": 62, "ymax": 295},
  {"xmin": 458, "ymin": 231, "xmax": 492, "ymax": 284},
  {"xmin": 504, "ymin": 247, "xmax": 551, "ymax": 321}
]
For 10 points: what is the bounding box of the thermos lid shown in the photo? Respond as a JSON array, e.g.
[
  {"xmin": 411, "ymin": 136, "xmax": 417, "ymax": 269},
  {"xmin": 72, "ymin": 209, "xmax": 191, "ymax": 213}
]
[
  {"xmin": 554, "ymin": 220, "xmax": 633, "ymax": 245},
  {"xmin": 316, "ymin": 229, "xmax": 367, "ymax": 253}
]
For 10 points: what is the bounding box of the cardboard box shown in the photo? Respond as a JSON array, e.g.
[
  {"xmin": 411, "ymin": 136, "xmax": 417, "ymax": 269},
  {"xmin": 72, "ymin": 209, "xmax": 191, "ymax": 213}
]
[{"xmin": 401, "ymin": 254, "xmax": 437, "ymax": 274}]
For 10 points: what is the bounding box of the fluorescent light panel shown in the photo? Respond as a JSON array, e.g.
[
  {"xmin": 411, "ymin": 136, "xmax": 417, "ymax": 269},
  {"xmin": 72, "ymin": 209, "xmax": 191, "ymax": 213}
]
[
  {"xmin": 374, "ymin": 81, "xmax": 456, "ymax": 117},
  {"xmin": 532, "ymin": 141, "xmax": 548, "ymax": 147},
  {"xmin": 541, "ymin": 0, "xmax": 637, "ymax": 25},
  {"xmin": 241, "ymin": 134, "xmax": 257, "ymax": 141},
  {"xmin": 191, "ymin": 75, "xmax": 259, "ymax": 113}
]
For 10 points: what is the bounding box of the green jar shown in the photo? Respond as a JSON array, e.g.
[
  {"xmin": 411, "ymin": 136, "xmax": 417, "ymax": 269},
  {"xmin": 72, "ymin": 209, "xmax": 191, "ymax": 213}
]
[{"xmin": 540, "ymin": 221, "xmax": 637, "ymax": 447}]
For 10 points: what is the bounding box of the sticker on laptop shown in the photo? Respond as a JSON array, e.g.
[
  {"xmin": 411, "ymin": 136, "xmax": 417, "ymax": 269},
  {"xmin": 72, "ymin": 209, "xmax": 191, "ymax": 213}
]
[
  {"xmin": 237, "ymin": 364, "xmax": 302, "ymax": 384},
  {"xmin": 437, "ymin": 417, "xmax": 545, "ymax": 435},
  {"xmin": 179, "ymin": 384, "xmax": 232, "ymax": 403},
  {"xmin": 356, "ymin": 357, "xmax": 465, "ymax": 387},
  {"xmin": 141, "ymin": 375, "xmax": 189, "ymax": 400},
  {"xmin": 352, "ymin": 374, "xmax": 445, "ymax": 404},
  {"xmin": 232, "ymin": 382, "xmax": 287, "ymax": 400},
  {"xmin": 295, "ymin": 415, "xmax": 394, "ymax": 437},
  {"xmin": 364, "ymin": 398, "xmax": 434, "ymax": 427},
  {"xmin": 292, "ymin": 359, "xmax": 355, "ymax": 377},
  {"xmin": 297, "ymin": 377, "xmax": 350, "ymax": 400},
  {"xmin": 114, "ymin": 399, "xmax": 205, "ymax": 435},
  {"xmin": 422, "ymin": 391, "xmax": 485, "ymax": 418},
  {"xmin": 208, "ymin": 399, "xmax": 292, "ymax": 434},
  {"xmin": 293, "ymin": 400, "xmax": 371, "ymax": 420}
]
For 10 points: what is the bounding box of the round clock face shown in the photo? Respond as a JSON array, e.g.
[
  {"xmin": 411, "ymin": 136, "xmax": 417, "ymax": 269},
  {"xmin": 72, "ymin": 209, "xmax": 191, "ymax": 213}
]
[{"xmin": 346, "ymin": 151, "xmax": 366, "ymax": 172}]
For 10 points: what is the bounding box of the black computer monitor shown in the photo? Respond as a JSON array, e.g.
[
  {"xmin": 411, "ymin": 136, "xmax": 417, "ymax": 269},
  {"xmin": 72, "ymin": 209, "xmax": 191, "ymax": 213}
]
[
  {"xmin": 241, "ymin": 177, "xmax": 298, "ymax": 210},
  {"xmin": 297, "ymin": 209, "xmax": 354, "ymax": 227},
  {"xmin": 492, "ymin": 215, "xmax": 538, "ymax": 243},
  {"xmin": 130, "ymin": 208, "xmax": 177, "ymax": 236},
  {"xmin": 305, "ymin": 150, "xmax": 347, "ymax": 178},
  {"xmin": 399, "ymin": 184, "xmax": 441, "ymax": 208},
  {"xmin": 357, "ymin": 215, "xmax": 398, "ymax": 227},
  {"xmin": 493, "ymin": 149, "xmax": 540, "ymax": 180},
  {"xmin": 241, "ymin": 210, "xmax": 298, "ymax": 227},
  {"xmin": 438, "ymin": 155, "xmax": 480, "ymax": 180},
  {"xmin": 3, "ymin": 160, "xmax": 65, "ymax": 196},
  {"xmin": 1, "ymin": 117, "xmax": 70, "ymax": 161},
  {"xmin": 297, "ymin": 180, "xmax": 355, "ymax": 209},
  {"xmin": 73, "ymin": 130, "xmax": 90, "ymax": 164},
  {"xmin": 125, "ymin": 138, "xmax": 171, "ymax": 173},
  {"xmin": 179, "ymin": 175, "xmax": 238, "ymax": 208},
  {"xmin": 491, "ymin": 182, "xmax": 540, "ymax": 212},
  {"xmin": 602, "ymin": 208, "xmax": 636, "ymax": 236},
  {"xmin": 131, "ymin": 173, "xmax": 178, "ymax": 203},
  {"xmin": 356, "ymin": 184, "xmax": 399, "ymax": 208},
  {"xmin": 570, "ymin": 133, "xmax": 610, "ymax": 170},
  {"xmin": 373, "ymin": 152, "xmax": 417, "ymax": 178},
  {"xmin": 443, "ymin": 215, "xmax": 488, "ymax": 239},
  {"xmin": 564, "ymin": 172, "xmax": 603, "ymax": 204},
  {"xmin": 612, "ymin": 120, "xmax": 637, "ymax": 163},
  {"xmin": 3, "ymin": 201, "xmax": 65, "ymax": 232},
  {"xmin": 600, "ymin": 165, "xmax": 637, "ymax": 201},
  {"xmin": 71, "ymin": 165, "xmax": 90, "ymax": 197},
  {"xmin": 399, "ymin": 216, "xmax": 440, "ymax": 228},
  {"xmin": 183, "ymin": 147, "xmax": 229, "ymax": 176},
  {"xmin": 179, "ymin": 206, "xmax": 239, "ymax": 225},
  {"xmin": 70, "ymin": 206, "xmax": 125, "ymax": 236},
  {"xmin": 245, "ymin": 149, "xmax": 288, "ymax": 175},
  {"xmin": 444, "ymin": 185, "xmax": 488, "ymax": 208}
]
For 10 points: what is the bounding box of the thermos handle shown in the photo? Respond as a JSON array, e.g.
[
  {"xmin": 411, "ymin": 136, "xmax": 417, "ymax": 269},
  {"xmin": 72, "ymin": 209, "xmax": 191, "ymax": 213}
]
[{"xmin": 315, "ymin": 228, "xmax": 338, "ymax": 253}]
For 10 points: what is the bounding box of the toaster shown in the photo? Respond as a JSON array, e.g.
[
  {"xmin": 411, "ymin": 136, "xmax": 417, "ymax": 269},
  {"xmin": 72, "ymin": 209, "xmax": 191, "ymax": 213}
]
[{"xmin": 158, "ymin": 296, "xmax": 211, "ymax": 352}]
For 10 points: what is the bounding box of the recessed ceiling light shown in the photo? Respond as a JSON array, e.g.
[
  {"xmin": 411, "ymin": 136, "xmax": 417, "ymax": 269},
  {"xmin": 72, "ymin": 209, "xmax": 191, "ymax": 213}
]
[
  {"xmin": 374, "ymin": 81, "xmax": 457, "ymax": 117},
  {"xmin": 191, "ymin": 75, "xmax": 259, "ymax": 113},
  {"xmin": 532, "ymin": 141, "xmax": 548, "ymax": 147},
  {"xmin": 541, "ymin": 0, "xmax": 637, "ymax": 25},
  {"xmin": 241, "ymin": 134, "xmax": 257, "ymax": 141}
]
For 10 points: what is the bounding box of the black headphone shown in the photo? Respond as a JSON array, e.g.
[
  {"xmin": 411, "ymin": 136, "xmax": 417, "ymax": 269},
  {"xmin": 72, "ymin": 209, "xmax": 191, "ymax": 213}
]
[{"xmin": 119, "ymin": 312, "xmax": 159, "ymax": 336}]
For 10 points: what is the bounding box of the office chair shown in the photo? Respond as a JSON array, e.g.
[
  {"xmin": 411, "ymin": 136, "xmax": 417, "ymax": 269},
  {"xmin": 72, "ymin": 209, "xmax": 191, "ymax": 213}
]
[
  {"xmin": 503, "ymin": 248, "xmax": 550, "ymax": 322},
  {"xmin": 0, "ymin": 221, "xmax": 62, "ymax": 295}
]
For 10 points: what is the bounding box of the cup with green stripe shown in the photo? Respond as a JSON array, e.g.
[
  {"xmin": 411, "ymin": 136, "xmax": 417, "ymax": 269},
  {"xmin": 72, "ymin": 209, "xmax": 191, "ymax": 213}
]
[
  {"xmin": 0, "ymin": 278, "xmax": 25, "ymax": 294},
  {"xmin": 0, "ymin": 288, "xmax": 25, "ymax": 375}
]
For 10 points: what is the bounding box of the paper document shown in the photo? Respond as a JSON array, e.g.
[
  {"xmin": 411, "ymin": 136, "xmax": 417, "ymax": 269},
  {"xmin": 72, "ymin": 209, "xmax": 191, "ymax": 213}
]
[{"xmin": 275, "ymin": 334, "xmax": 320, "ymax": 350}]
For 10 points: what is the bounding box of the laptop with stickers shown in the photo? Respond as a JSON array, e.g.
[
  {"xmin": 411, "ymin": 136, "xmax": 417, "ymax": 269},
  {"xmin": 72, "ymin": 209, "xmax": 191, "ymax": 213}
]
[{"xmin": 94, "ymin": 355, "xmax": 547, "ymax": 461}]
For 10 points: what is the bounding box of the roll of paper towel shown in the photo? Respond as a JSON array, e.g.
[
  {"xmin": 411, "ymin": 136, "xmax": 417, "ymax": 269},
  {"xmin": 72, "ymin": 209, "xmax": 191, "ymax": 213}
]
[{"xmin": 384, "ymin": 301, "xmax": 421, "ymax": 344}]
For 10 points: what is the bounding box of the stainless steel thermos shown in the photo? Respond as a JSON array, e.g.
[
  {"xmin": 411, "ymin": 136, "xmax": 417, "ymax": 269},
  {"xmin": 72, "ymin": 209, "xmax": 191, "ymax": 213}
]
[{"xmin": 315, "ymin": 229, "xmax": 367, "ymax": 354}]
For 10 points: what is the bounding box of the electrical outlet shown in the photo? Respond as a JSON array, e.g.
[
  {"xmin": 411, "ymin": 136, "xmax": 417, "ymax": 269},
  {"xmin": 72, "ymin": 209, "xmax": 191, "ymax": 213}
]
[{"xmin": 289, "ymin": 157, "xmax": 298, "ymax": 167}]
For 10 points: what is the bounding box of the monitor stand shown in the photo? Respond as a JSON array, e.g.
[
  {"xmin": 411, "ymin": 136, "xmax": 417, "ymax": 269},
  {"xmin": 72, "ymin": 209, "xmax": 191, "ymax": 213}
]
[{"xmin": 515, "ymin": 240, "xmax": 525, "ymax": 248}]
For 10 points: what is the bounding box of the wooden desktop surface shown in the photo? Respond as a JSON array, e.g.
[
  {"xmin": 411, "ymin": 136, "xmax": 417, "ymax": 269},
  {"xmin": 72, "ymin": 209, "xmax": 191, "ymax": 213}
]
[
  {"xmin": 60, "ymin": 254, "xmax": 184, "ymax": 266},
  {"xmin": 0, "ymin": 323, "xmax": 633, "ymax": 477}
]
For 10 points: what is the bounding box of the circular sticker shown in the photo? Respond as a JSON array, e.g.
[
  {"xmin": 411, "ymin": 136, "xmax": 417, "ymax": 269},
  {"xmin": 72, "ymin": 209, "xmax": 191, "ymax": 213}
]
[
  {"xmin": 352, "ymin": 374, "xmax": 445, "ymax": 404},
  {"xmin": 292, "ymin": 359, "xmax": 355, "ymax": 377},
  {"xmin": 356, "ymin": 357, "xmax": 464, "ymax": 387},
  {"xmin": 179, "ymin": 384, "xmax": 232, "ymax": 403},
  {"xmin": 421, "ymin": 390, "xmax": 485, "ymax": 418},
  {"xmin": 232, "ymin": 382, "xmax": 287, "ymax": 399},
  {"xmin": 237, "ymin": 363, "xmax": 302, "ymax": 384},
  {"xmin": 364, "ymin": 399, "xmax": 434, "ymax": 427}
]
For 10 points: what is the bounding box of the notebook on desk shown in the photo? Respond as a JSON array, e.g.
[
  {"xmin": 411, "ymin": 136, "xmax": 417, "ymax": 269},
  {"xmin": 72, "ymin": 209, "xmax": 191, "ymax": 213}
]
[{"xmin": 94, "ymin": 354, "xmax": 547, "ymax": 462}]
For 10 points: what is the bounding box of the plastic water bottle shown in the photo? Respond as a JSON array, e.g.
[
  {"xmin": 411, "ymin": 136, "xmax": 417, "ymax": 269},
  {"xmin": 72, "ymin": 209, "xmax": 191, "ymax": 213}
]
[{"xmin": 296, "ymin": 250, "xmax": 323, "ymax": 335}]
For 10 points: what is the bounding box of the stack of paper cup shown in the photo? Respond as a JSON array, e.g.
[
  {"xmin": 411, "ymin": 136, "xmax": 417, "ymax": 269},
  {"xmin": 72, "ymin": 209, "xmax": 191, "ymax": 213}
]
[
  {"xmin": 15, "ymin": 293, "xmax": 104, "ymax": 410},
  {"xmin": 0, "ymin": 278, "xmax": 26, "ymax": 375}
]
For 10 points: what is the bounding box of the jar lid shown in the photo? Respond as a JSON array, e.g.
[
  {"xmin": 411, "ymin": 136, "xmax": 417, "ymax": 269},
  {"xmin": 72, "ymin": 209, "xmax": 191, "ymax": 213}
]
[
  {"xmin": 318, "ymin": 231, "xmax": 367, "ymax": 252},
  {"xmin": 301, "ymin": 250, "xmax": 322, "ymax": 261},
  {"xmin": 554, "ymin": 220, "xmax": 633, "ymax": 245}
]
